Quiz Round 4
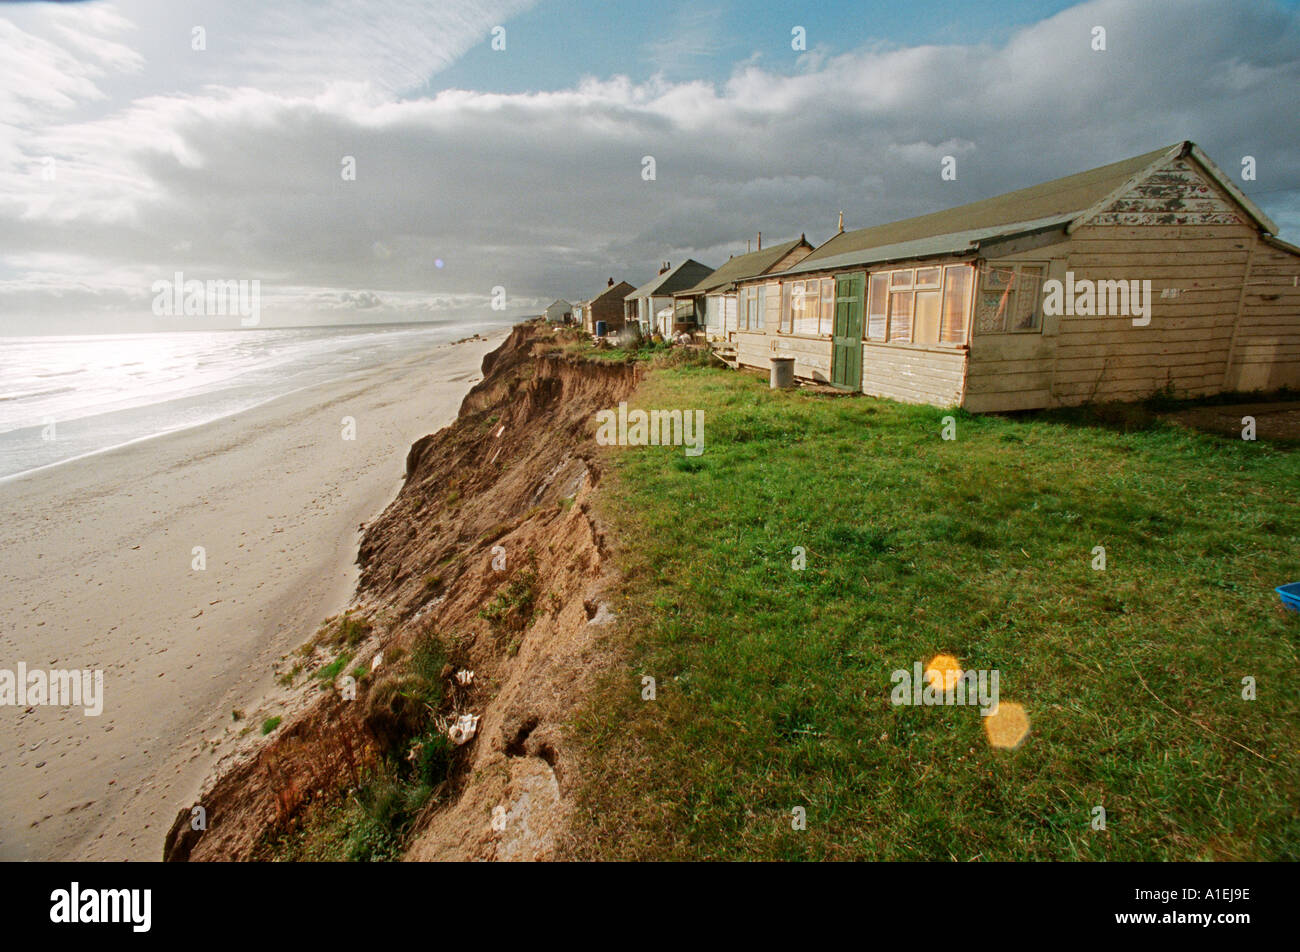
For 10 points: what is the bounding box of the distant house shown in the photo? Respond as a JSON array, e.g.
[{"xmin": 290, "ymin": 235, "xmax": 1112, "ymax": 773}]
[
  {"xmin": 625, "ymin": 260, "xmax": 715, "ymax": 337},
  {"xmin": 544, "ymin": 299, "xmax": 572, "ymax": 323},
  {"xmin": 576, "ymin": 278, "xmax": 637, "ymax": 334},
  {"xmin": 673, "ymin": 235, "xmax": 814, "ymax": 340},
  {"xmin": 729, "ymin": 141, "xmax": 1300, "ymax": 410}
]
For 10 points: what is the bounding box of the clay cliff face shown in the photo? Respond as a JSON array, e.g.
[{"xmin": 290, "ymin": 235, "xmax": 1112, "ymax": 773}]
[{"xmin": 165, "ymin": 323, "xmax": 638, "ymax": 861}]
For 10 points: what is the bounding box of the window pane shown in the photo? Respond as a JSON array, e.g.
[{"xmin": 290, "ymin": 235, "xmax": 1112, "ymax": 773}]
[
  {"xmin": 975, "ymin": 267, "xmax": 1015, "ymax": 333},
  {"xmin": 1012, "ymin": 266, "xmax": 1044, "ymax": 331},
  {"xmin": 867, "ymin": 273, "xmax": 889, "ymax": 341},
  {"xmin": 888, "ymin": 291, "xmax": 913, "ymax": 342},
  {"xmin": 819, "ymin": 279, "xmax": 833, "ymax": 335},
  {"xmin": 915, "ymin": 267, "xmax": 941, "ymax": 288},
  {"xmin": 890, "ymin": 269, "xmax": 913, "ymax": 289},
  {"xmin": 795, "ymin": 281, "xmax": 817, "ymax": 335},
  {"xmin": 941, "ymin": 266, "xmax": 972, "ymax": 343},
  {"xmin": 779, "ymin": 284, "xmax": 791, "ymax": 333},
  {"xmin": 914, "ymin": 290, "xmax": 942, "ymax": 345}
]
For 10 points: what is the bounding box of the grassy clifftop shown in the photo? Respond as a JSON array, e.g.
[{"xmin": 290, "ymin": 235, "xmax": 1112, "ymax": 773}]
[{"xmin": 568, "ymin": 362, "xmax": 1300, "ymax": 860}]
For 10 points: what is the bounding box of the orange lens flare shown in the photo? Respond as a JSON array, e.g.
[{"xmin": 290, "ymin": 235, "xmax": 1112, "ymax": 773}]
[
  {"xmin": 983, "ymin": 701, "xmax": 1030, "ymax": 749},
  {"xmin": 924, "ymin": 653, "xmax": 963, "ymax": 692}
]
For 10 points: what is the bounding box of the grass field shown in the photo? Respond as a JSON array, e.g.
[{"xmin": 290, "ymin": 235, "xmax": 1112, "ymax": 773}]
[{"xmin": 568, "ymin": 360, "xmax": 1300, "ymax": 860}]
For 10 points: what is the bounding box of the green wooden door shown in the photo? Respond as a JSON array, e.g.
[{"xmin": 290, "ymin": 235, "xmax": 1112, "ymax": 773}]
[{"xmin": 831, "ymin": 273, "xmax": 864, "ymax": 390}]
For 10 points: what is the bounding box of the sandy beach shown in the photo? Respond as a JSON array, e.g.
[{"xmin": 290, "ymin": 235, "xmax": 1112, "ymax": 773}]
[{"xmin": 0, "ymin": 330, "xmax": 505, "ymax": 861}]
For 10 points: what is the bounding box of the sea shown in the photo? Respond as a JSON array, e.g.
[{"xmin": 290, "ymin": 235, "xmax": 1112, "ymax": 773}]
[{"xmin": 0, "ymin": 321, "xmax": 508, "ymax": 482}]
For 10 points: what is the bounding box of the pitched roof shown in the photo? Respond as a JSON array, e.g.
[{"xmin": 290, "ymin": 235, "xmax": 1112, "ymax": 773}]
[
  {"xmin": 625, "ymin": 259, "xmax": 715, "ymax": 300},
  {"xmin": 799, "ymin": 145, "xmax": 1172, "ymax": 268},
  {"xmin": 588, "ymin": 280, "xmax": 637, "ymax": 305},
  {"xmin": 676, "ymin": 237, "xmax": 810, "ymax": 296},
  {"xmin": 783, "ymin": 141, "xmax": 1278, "ymax": 276}
]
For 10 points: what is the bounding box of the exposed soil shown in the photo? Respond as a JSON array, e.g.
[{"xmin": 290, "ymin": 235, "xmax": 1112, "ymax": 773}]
[
  {"xmin": 163, "ymin": 323, "xmax": 639, "ymax": 861},
  {"xmin": 1160, "ymin": 401, "xmax": 1300, "ymax": 442}
]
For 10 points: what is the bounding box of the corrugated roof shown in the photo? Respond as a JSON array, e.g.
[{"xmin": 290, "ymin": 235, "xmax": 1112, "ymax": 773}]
[
  {"xmin": 625, "ymin": 259, "xmax": 715, "ymax": 300},
  {"xmin": 796, "ymin": 143, "xmax": 1180, "ymax": 270},
  {"xmin": 675, "ymin": 237, "xmax": 809, "ymax": 295}
]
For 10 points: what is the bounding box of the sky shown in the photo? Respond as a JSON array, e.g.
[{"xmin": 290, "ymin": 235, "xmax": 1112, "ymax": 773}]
[{"xmin": 0, "ymin": 0, "xmax": 1297, "ymax": 333}]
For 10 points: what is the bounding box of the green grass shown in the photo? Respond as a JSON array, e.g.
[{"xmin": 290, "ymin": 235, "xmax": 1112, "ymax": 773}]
[
  {"xmin": 479, "ymin": 567, "xmax": 538, "ymax": 637},
  {"xmin": 257, "ymin": 763, "xmax": 438, "ymax": 862},
  {"xmin": 315, "ymin": 651, "xmax": 353, "ymax": 683},
  {"xmin": 569, "ymin": 363, "xmax": 1300, "ymax": 861},
  {"xmin": 308, "ymin": 610, "xmax": 374, "ymax": 652},
  {"xmin": 260, "ymin": 716, "xmax": 282, "ymax": 736},
  {"xmin": 257, "ymin": 632, "xmax": 459, "ymax": 862}
]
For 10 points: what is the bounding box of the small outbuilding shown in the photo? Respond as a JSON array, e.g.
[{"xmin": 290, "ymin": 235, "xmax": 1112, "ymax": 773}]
[
  {"xmin": 544, "ymin": 299, "xmax": 572, "ymax": 323},
  {"xmin": 625, "ymin": 260, "xmax": 715, "ymax": 337},
  {"xmin": 673, "ymin": 235, "xmax": 814, "ymax": 340},
  {"xmin": 577, "ymin": 278, "xmax": 638, "ymax": 334}
]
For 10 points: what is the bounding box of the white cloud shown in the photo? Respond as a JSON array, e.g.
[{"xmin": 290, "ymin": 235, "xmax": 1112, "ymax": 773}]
[{"xmin": 0, "ymin": 0, "xmax": 1296, "ymax": 334}]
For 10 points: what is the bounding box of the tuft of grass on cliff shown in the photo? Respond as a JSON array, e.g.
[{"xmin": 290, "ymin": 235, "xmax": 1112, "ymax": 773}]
[{"xmin": 569, "ymin": 362, "xmax": 1300, "ymax": 860}]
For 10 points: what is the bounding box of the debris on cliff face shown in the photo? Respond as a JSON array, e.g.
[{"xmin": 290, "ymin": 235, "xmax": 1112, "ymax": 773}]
[
  {"xmin": 446, "ymin": 713, "xmax": 480, "ymax": 746},
  {"xmin": 163, "ymin": 323, "xmax": 638, "ymax": 861}
]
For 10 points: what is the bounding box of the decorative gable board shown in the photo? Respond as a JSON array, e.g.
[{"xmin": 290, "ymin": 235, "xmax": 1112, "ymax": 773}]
[{"xmin": 1084, "ymin": 157, "xmax": 1245, "ymax": 227}]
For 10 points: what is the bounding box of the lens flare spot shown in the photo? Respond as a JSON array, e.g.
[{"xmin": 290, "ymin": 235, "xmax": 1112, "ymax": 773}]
[
  {"xmin": 924, "ymin": 653, "xmax": 962, "ymax": 692},
  {"xmin": 984, "ymin": 701, "xmax": 1030, "ymax": 749}
]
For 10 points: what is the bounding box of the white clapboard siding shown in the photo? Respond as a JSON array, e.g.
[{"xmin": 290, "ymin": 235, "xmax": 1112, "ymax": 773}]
[
  {"xmin": 1225, "ymin": 241, "xmax": 1300, "ymax": 391},
  {"xmin": 863, "ymin": 343, "xmax": 966, "ymax": 406}
]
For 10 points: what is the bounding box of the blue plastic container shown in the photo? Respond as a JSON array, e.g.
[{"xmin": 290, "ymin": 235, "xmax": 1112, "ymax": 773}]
[{"xmin": 1277, "ymin": 582, "xmax": 1300, "ymax": 613}]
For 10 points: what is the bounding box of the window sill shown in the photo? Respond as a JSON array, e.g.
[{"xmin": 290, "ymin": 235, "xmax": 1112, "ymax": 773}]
[{"xmin": 865, "ymin": 339, "xmax": 970, "ymax": 354}]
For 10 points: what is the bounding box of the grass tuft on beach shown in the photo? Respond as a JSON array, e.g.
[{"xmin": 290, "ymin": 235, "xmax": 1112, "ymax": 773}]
[{"xmin": 569, "ymin": 362, "xmax": 1300, "ymax": 860}]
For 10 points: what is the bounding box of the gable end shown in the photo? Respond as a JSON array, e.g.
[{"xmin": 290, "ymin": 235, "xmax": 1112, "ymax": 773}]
[{"xmin": 1080, "ymin": 156, "xmax": 1248, "ymax": 228}]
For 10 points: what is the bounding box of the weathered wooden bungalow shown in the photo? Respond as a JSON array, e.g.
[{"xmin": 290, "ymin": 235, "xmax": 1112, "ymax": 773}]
[
  {"xmin": 578, "ymin": 279, "xmax": 637, "ymax": 334},
  {"xmin": 625, "ymin": 259, "xmax": 715, "ymax": 337},
  {"xmin": 672, "ymin": 235, "xmax": 814, "ymax": 340},
  {"xmin": 730, "ymin": 141, "xmax": 1299, "ymax": 410},
  {"xmin": 544, "ymin": 299, "xmax": 572, "ymax": 323}
]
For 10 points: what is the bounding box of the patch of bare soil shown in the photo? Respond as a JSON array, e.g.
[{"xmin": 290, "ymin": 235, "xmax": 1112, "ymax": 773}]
[
  {"xmin": 163, "ymin": 323, "xmax": 639, "ymax": 861},
  {"xmin": 1160, "ymin": 401, "xmax": 1300, "ymax": 442}
]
